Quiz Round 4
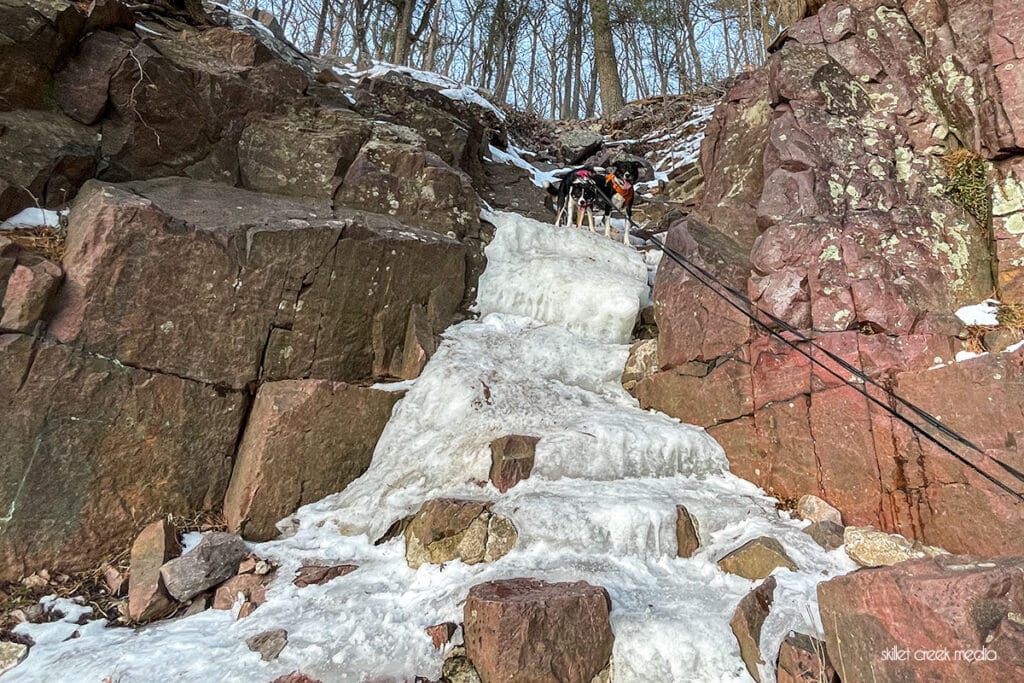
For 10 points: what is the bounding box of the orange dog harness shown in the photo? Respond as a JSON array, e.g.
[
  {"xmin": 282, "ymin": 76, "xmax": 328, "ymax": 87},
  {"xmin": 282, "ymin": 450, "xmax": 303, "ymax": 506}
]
[{"xmin": 607, "ymin": 173, "xmax": 634, "ymax": 203}]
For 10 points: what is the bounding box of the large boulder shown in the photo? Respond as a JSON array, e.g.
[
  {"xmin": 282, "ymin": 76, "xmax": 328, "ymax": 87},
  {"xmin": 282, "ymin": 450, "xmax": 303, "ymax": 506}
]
[
  {"xmin": 818, "ymin": 554, "xmax": 1024, "ymax": 681},
  {"xmin": 49, "ymin": 178, "xmax": 466, "ymax": 389},
  {"xmin": 335, "ymin": 127, "xmax": 481, "ymax": 241},
  {"xmin": 223, "ymin": 379, "xmax": 401, "ymax": 541},
  {"xmin": 101, "ymin": 27, "xmax": 307, "ymax": 182},
  {"xmin": 0, "ymin": 333, "xmax": 247, "ymax": 580},
  {"xmin": 463, "ymin": 578, "xmax": 614, "ymax": 683},
  {"xmin": 351, "ymin": 70, "xmax": 503, "ymax": 178},
  {"xmin": 238, "ymin": 105, "xmax": 372, "ymax": 198}
]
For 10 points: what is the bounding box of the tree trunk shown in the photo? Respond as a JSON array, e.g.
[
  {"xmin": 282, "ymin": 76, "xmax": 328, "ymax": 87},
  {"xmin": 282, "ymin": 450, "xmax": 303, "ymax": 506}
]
[
  {"xmin": 392, "ymin": 0, "xmax": 416, "ymax": 64},
  {"xmin": 312, "ymin": 0, "xmax": 330, "ymax": 55},
  {"xmin": 587, "ymin": 0, "xmax": 625, "ymax": 117}
]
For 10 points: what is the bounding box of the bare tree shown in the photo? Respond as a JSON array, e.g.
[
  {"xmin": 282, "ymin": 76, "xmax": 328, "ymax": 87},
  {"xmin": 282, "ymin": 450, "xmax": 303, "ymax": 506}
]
[{"xmin": 588, "ymin": 0, "xmax": 625, "ymax": 117}]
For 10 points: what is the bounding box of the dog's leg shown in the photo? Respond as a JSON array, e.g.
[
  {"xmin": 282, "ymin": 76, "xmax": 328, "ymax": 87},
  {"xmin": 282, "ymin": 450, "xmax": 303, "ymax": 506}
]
[
  {"xmin": 603, "ymin": 211, "xmax": 612, "ymax": 238},
  {"xmin": 587, "ymin": 209, "xmax": 596, "ymax": 234},
  {"xmin": 622, "ymin": 208, "xmax": 632, "ymax": 245},
  {"xmin": 576, "ymin": 206, "xmax": 585, "ymax": 230}
]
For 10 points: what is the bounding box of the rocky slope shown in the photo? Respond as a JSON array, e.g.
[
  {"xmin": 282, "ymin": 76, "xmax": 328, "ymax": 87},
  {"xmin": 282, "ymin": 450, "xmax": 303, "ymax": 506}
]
[
  {"xmin": 0, "ymin": 0, "xmax": 509, "ymax": 579},
  {"xmin": 637, "ymin": 0, "xmax": 1024, "ymax": 557}
]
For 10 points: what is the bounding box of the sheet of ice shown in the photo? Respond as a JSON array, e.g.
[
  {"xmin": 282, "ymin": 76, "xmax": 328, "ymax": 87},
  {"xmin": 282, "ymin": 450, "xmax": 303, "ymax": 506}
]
[
  {"xmin": 955, "ymin": 299, "xmax": 1000, "ymax": 326},
  {"xmin": 477, "ymin": 211, "xmax": 648, "ymax": 344},
  {"xmin": 10, "ymin": 210, "xmax": 854, "ymax": 683},
  {"xmin": 0, "ymin": 207, "xmax": 61, "ymax": 229}
]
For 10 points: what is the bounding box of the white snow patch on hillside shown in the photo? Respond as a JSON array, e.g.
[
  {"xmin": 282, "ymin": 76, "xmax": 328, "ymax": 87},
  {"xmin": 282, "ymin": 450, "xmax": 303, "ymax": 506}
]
[
  {"xmin": 9, "ymin": 211, "xmax": 853, "ymax": 683},
  {"xmin": 955, "ymin": 298, "xmax": 1000, "ymax": 326}
]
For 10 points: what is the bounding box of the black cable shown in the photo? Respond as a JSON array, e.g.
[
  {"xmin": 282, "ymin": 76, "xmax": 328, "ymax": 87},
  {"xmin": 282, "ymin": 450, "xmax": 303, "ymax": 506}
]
[{"xmin": 587, "ymin": 185, "xmax": 1024, "ymax": 500}]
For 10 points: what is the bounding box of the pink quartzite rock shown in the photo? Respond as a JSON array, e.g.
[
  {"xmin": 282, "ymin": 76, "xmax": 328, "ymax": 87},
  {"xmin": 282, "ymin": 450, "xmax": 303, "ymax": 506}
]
[
  {"xmin": 0, "ymin": 259, "xmax": 62, "ymax": 332},
  {"xmin": 818, "ymin": 555, "xmax": 1024, "ymax": 681},
  {"xmin": 730, "ymin": 576, "xmax": 776, "ymax": 683},
  {"xmin": 127, "ymin": 519, "xmax": 179, "ymax": 622},
  {"xmin": 223, "ymin": 379, "xmax": 401, "ymax": 541},
  {"xmin": 463, "ymin": 578, "xmax": 614, "ymax": 683},
  {"xmin": 488, "ymin": 435, "xmax": 539, "ymax": 493}
]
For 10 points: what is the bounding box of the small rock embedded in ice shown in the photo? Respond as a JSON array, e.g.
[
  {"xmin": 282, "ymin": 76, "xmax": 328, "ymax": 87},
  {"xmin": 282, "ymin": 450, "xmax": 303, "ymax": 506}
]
[
  {"xmin": 718, "ymin": 537, "xmax": 798, "ymax": 580},
  {"xmin": 488, "ymin": 435, "xmax": 539, "ymax": 493},
  {"xmin": 246, "ymin": 629, "xmax": 288, "ymax": 661},
  {"xmin": 292, "ymin": 564, "xmax": 358, "ymax": 587},
  {"xmin": 675, "ymin": 505, "xmax": 701, "ymax": 558},
  {"xmin": 159, "ymin": 532, "xmax": 247, "ymax": 602},
  {"xmin": 729, "ymin": 576, "xmax": 776, "ymax": 683},
  {"xmin": 0, "ymin": 641, "xmax": 29, "ymax": 675},
  {"xmin": 803, "ymin": 520, "xmax": 846, "ymax": 551}
]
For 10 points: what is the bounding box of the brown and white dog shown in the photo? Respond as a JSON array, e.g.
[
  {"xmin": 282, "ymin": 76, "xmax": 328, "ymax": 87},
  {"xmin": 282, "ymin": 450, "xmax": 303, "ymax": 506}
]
[{"xmin": 593, "ymin": 159, "xmax": 640, "ymax": 245}]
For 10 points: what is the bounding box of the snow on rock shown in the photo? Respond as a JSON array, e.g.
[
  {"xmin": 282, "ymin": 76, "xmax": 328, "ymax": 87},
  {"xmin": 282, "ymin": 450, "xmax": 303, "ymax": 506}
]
[
  {"xmin": 345, "ymin": 62, "xmax": 506, "ymax": 122},
  {"xmin": 9, "ymin": 211, "xmax": 853, "ymax": 682},
  {"xmin": 955, "ymin": 298, "xmax": 1001, "ymax": 326},
  {"xmin": 0, "ymin": 208, "xmax": 62, "ymax": 229}
]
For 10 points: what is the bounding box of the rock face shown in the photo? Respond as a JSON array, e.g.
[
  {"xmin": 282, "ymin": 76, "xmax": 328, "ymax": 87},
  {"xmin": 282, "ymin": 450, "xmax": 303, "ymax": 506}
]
[
  {"xmin": 641, "ymin": 0, "xmax": 1024, "ymax": 556},
  {"xmin": 818, "ymin": 555, "xmax": 1024, "ymax": 680},
  {"xmin": 405, "ymin": 499, "xmax": 517, "ymax": 569},
  {"xmin": 127, "ymin": 519, "xmax": 179, "ymax": 622},
  {"xmin": 0, "ymin": 334, "xmax": 246, "ymax": 579},
  {"xmin": 730, "ymin": 577, "xmax": 776, "ymax": 683},
  {"xmin": 51, "ymin": 178, "xmax": 466, "ymax": 390},
  {"xmin": 0, "ymin": 110, "xmax": 98, "ymax": 219},
  {"xmin": 0, "ymin": 0, "xmax": 499, "ymax": 583},
  {"xmin": 223, "ymin": 379, "xmax": 401, "ymax": 541},
  {"xmin": 718, "ymin": 537, "xmax": 798, "ymax": 580},
  {"xmin": 159, "ymin": 532, "xmax": 247, "ymax": 602},
  {"xmin": 463, "ymin": 578, "xmax": 614, "ymax": 683}
]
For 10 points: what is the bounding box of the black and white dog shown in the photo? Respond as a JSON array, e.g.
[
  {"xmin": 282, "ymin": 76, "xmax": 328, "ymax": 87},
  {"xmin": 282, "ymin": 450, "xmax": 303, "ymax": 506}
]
[
  {"xmin": 545, "ymin": 168, "xmax": 600, "ymax": 231},
  {"xmin": 546, "ymin": 160, "xmax": 641, "ymax": 245}
]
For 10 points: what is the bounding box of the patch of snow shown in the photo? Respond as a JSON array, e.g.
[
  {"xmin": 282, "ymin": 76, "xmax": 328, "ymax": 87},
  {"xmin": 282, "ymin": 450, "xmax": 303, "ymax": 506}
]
[
  {"xmin": 1007, "ymin": 340, "xmax": 1024, "ymax": 354},
  {"xmin": 955, "ymin": 299, "xmax": 1000, "ymax": 327},
  {"xmin": 179, "ymin": 531, "xmax": 204, "ymax": 555},
  {"xmin": 345, "ymin": 62, "xmax": 506, "ymax": 121},
  {"xmin": 0, "ymin": 208, "xmax": 61, "ymax": 230},
  {"xmin": 486, "ymin": 144, "xmax": 572, "ymax": 187},
  {"xmin": 369, "ymin": 379, "xmax": 417, "ymax": 392},
  {"xmin": 8, "ymin": 211, "xmax": 853, "ymax": 683},
  {"xmin": 955, "ymin": 350, "xmax": 988, "ymax": 363}
]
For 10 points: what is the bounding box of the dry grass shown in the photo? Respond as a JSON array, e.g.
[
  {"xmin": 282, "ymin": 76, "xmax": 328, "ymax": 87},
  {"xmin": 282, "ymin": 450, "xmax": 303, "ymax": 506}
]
[
  {"xmin": 997, "ymin": 302, "xmax": 1024, "ymax": 331},
  {"xmin": 942, "ymin": 149, "xmax": 992, "ymax": 223},
  {"xmin": 4, "ymin": 225, "xmax": 67, "ymax": 262}
]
